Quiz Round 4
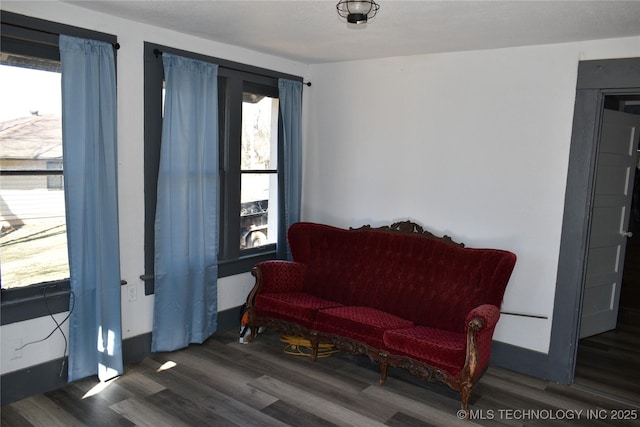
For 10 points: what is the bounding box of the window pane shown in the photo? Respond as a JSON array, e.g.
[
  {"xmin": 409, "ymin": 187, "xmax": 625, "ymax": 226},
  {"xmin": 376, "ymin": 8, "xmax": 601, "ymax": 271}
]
[
  {"xmin": 0, "ymin": 61, "xmax": 68, "ymax": 289},
  {"xmin": 240, "ymin": 91, "xmax": 279, "ymax": 251},
  {"xmin": 240, "ymin": 173, "xmax": 278, "ymax": 250},
  {"xmin": 241, "ymin": 93, "xmax": 278, "ymax": 170}
]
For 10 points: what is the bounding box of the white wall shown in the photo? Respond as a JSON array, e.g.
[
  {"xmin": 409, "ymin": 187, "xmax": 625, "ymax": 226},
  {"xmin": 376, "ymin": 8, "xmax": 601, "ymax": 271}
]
[
  {"xmin": 3, "ymin": 0, "xmax": 639, "ymax": 376},
  {"xmin": 305, "ymin": 37, "xmax": 640, "ymax": 353},
  {"xmin": 0, "ymin": 1, "xmax": 308, "ymax": 375}
]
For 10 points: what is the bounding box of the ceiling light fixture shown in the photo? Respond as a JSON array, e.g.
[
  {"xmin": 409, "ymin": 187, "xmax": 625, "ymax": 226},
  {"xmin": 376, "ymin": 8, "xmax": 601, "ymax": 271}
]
[{"xmin": 336, "ymin": 0, "xmax": 380, "ymax": 24}]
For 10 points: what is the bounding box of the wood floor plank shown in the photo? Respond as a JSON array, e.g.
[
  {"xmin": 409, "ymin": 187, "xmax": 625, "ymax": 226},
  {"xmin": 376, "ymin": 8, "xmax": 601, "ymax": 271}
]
[
  {"xmin": 477, "ymin": 373, "xmax": 597, "ymax": 412},
  {"xmin": 130, "ymin": 357, "xmax": 288, "ymax": 426},
  {"xmin": 571, "ymin": 376, "xmax": 640, "ymax": 405},
  {"xmin": 360, "ymin": 385, "xmax": 474, "ymax": 427},
  {"xmin": 230, "ymin": 331, "xmax": 375, "ymax": 393},
  {"xmin": 0, "ymin": 404, "xmax": 33, "ymax": 427},
  {"xmin": 143, "ymin": 389, "xmax": 241, "ymax": 426},
  {"xmin": 150, "ymin": 349, "xmax": 268, "ymax": 397},
  {"xmin": 261, "ymin": 399, "xmax": 338, "ymax": 427},
  {"xmin": 485, "ymin": 367, "xmax": 549, "ymax": 391},
  {"xmin": 10, "ymin": 394, "xmax": 85, "ymax": 427},
  {"xmin": 140, "ymin": 355, "xmax": 281, "ymax": 411},
  {"xmin": 575, "ymin": 303, "xmax": 640, "ymax": 409},
  {"xmin": 385, "ymin": 411, "xmax": 439, "ymax": 427},
  {"xmin": 109, "ymin": 371, "xmax": 166, "ymax": 398},
  {"xmin": 66, "ymin": 376, "xmax": 136, "ymax": 405},
  {"xmin": 238, "ymin": 351, "xmax": 399, "ymax": 422},
  {"xmin": 109, "ymin": 396, "xmax": 192, "ymax": 427},
  {"xmin": 43, "ymin": 386, "xmax": 134, "ymax": 427},
  {"xmin": 251, "ymin": 375, "xmax": 389, "ymax": 427}
]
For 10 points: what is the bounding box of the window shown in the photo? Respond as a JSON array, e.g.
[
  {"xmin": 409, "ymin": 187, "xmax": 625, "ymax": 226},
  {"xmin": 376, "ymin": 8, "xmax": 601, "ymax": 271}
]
[
  {"xmin": 240, "ymin": 91, "xmax": 279, "ymax": 251},
  {"xmin": 144, "ymin": 43, "xmax": 302, "ymax": 292},
  {"xmin": 0, "ymin": 58, "xmax": 67, "ymax": 289},
  {"xmin": 218, "ymin": 77, "xmax": 281, "ymax": 264},
  {"xmin": 0, "ymin": 11, "xmax": 117, "ymax": 324}
]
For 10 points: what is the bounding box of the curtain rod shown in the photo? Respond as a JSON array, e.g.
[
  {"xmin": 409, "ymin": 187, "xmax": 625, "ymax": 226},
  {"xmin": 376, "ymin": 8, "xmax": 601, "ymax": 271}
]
[
  {"xmin": 2, "ymin": 26, "xmax": 120, "ymax": 51},
  {"xmin": 152, "ymin": 48, "xmax": 310, "ymax": 86}
]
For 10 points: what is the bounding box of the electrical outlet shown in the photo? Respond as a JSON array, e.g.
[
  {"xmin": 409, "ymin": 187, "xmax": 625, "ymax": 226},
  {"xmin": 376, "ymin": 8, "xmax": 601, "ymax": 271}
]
[
  {"xmin": 127, "ymin": 284, "xmax": 137, "ymax": 302},
  {"xmin": 11, "ymin": 339, "xmax": 23, "ymax": 359}
]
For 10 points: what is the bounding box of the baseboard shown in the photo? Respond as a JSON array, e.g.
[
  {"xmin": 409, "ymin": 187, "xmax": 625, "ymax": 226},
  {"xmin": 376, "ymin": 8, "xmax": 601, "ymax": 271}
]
[
  {"xmin": 1, "ymin": 305, "xmax": 244, "ymax": 405},
  {"xmin": 491, "ymin": 340, "xmax": 560, "ymax": 382},
  {"xmin": 217, "ymin": 304, "xmax": 244, "ymax": 334}
]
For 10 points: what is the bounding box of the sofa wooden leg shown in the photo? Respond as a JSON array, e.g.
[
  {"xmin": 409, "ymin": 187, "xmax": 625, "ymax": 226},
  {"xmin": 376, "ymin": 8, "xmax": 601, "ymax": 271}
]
[
  {"xmin": 460, "ymin": 382, "xmax": 472, "ymax": 419},
  {"xmin": 247, "ymin": 324, "xmax": 257, "ymax": 343},
  {"xmin": 379, "ymin": 362, "xmax": 388, "ymax": 385},
  {"xmin": 310, "ymin": 334, "xmax": 319, "ymax": 362}
]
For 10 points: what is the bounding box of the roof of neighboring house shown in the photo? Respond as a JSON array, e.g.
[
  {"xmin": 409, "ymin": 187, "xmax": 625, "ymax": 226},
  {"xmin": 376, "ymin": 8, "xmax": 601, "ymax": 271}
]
[{"xmin": 0, "ymin": 114, "xmax": 62, "ymax": 160}]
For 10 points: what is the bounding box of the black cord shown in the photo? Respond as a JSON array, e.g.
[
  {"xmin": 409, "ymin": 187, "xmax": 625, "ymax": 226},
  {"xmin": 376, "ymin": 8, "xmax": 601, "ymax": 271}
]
[{"xmin": 15, "ymin": 286, "xmax": 75, "ymax": 378}]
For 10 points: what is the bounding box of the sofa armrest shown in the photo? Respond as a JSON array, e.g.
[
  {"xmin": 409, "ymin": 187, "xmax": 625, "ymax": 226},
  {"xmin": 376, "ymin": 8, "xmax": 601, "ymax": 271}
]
[
  {"xmin": 465, "ymin": 304, "xmax": 501, "ymax": 331},
  {"xmin": 461, "ymin": 304, "xmax": 501, "ymax": 383},
  {"xmin": 247, "ymin": 261, "xmax": 307, "ymax": 308}
]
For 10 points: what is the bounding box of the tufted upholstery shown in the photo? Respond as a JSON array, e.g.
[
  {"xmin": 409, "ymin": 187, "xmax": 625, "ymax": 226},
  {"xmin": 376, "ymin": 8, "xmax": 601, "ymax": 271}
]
[
  {"xmin": 315, "ymin": 306, "xmax": 413, "ymax": 349},
  {"xmin": 254, "ymin": 260, "xmax": 307, "ymax": 293},
  {"xmin": 255, "ymin": 292, "xmax": 343, "ymax": 329},
  {"xmin": 383, "ymin": 326, "xmax": 466, "ymax": 377},
  {"xmin": 289, "ymin": 222, "xmax": 515, "ymax": 334}
]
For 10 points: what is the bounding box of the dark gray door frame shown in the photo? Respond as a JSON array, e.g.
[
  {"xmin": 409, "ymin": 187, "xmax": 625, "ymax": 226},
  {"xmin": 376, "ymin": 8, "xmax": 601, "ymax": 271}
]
[{"xmin": 551, "ymin": 57, "xmax": 640, "ymax": 383}]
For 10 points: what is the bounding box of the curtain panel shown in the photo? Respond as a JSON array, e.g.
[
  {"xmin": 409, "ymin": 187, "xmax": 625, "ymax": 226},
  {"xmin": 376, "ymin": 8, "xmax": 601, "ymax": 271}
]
[
  {"xmin": 277, "ymin": 79, "xmax": 303, "ymax": 260},
  {"xmin": 59, "ymin": 35, "xmax": 123, "ymax": 382},
  {"xmin": 152, "ymin": 54, "xmax": 219, "ymax": 352}
]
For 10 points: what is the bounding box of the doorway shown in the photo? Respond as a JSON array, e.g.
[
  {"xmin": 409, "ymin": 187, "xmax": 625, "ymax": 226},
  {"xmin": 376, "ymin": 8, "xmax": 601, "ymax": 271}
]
[
  {"xmin": 574, "ymin": 95, "xmax": 640, "ymax": 402},
  {"xmin": 549, "ymin": 57, "xmax": 640, "ymax": 387}
]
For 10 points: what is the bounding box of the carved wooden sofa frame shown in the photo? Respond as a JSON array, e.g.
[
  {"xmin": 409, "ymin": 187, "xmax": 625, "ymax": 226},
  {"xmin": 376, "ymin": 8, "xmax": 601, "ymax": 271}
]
[{"xmin": 246, "ymin": 221, "xmax": 512, "ymax": 417}]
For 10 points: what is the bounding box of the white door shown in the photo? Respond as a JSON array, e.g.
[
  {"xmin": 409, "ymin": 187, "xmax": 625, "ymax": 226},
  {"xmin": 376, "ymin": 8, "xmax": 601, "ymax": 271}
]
[{"xmin": 580, "ymin": 108, "xmax": 640, "ymax": 339}]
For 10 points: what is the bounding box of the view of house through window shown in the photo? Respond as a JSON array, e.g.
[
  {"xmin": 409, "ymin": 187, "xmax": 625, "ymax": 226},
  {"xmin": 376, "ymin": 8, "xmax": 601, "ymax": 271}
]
[
  {"xmin": 240, "ymin": 93, "xmax": 279, "ymax": 250},
  {"xmin": 0, "ymin": 57, "xmax": 69, "ymax": 289}
]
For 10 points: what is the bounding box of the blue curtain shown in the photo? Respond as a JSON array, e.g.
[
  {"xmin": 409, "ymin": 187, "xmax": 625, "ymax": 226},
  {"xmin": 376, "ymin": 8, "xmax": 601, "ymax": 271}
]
[
  {"xmin": 152, "ymin": 54, "xmax": 219, "ymax": 352},
  {"xmin": 277, "ymin": 79, "xmax": 303, "ymax": 260},
  {"xmin": 59, "ymin": 35, "xmax": 122, "ymax": 382}
]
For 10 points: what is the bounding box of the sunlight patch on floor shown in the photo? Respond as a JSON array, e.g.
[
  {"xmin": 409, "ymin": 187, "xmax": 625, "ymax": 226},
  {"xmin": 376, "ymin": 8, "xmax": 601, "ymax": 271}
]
[
  {"xmin": 157, "ymin": 360, "xmax": 177, "ymax": 372},
  {"xmin": 82, "ymin": 376, "xmax": 119, "ymax": 399}
]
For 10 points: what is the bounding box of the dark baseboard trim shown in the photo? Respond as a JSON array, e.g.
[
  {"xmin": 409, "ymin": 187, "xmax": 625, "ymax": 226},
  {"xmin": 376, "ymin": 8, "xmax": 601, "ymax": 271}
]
[
  {"xmin": 217, "ymin": 304, "xmax": 244, "ymax": 334},
  {"xmin": 1, "ymin": 357, "xmax": 68, "ymax": 405},
  {"xmin": 1, "ymin": 305, "xmax": 244, "ymax": 405},
  {"xmin": 122, "ymin": 331, "xmax": 152, "ymax": 366},
  {"xmin": 491, "ymin": 340, "xmax": 561, "ymax": 383}
]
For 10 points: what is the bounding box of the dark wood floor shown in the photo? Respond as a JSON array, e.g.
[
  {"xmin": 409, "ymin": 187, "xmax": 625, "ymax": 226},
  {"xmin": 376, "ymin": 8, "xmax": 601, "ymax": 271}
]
[
  {"xmin": 573, "ymin": 232, "xmax": 640, "ymax": 407},
  {"xmin": 3, "ymin": 324, "xmax": 639, "ymax": 427},
  {"xmin": 575, "ymin": 306, "xmax": 640, "ymax": 404}
]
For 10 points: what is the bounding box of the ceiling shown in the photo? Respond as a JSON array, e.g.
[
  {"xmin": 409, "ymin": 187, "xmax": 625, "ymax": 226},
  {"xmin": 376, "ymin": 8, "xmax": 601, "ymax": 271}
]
[{"xmin": 67, "ymin": 1, "xmax": 640, "ymax": 64}]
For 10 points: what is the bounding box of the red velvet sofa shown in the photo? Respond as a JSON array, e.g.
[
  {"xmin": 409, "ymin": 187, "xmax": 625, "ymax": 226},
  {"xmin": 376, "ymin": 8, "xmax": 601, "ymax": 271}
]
[{"xmin": 246, "ymin": 221, "xmax": 516, "ymax": 415}]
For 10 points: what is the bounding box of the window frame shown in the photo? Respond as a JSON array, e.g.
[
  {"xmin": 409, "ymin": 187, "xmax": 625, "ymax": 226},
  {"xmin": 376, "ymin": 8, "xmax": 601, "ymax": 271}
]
[
  {"xmin": 0, "ymin": 11, "xmax": 117, "ymax": 325},
  {"xmin": 143, "ymin": 43, "xmax": 301, "ymax": 294},
  {"xmin": 219, "ymin": 76, "xmax": 281, "ymax": 262}
]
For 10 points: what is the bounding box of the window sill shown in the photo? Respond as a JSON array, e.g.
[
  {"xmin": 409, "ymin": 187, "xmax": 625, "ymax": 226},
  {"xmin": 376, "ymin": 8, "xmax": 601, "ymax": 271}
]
[
  {"xmin": 218, "ymin": 248, "xmax": 277, "ymax": 278},
  {"xmin": 1, "ymin": 281, "xmax": 71, "ymax": 326},
  {"xmin": 1, "ymin": 279, "xmax": 128, "ymax": 325},
  {"xmin": 143, "ymin": 248, "xmax": 277, "ymax": 295}
]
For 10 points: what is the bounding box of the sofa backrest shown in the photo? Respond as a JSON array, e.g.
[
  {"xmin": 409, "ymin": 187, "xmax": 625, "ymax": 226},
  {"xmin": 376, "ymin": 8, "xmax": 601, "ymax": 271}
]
[{"xmin": 288, "ymin": 222, "xmax": 516, "ymax": 333}]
